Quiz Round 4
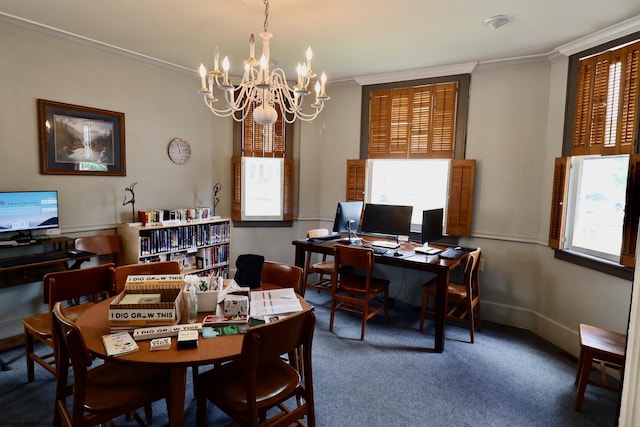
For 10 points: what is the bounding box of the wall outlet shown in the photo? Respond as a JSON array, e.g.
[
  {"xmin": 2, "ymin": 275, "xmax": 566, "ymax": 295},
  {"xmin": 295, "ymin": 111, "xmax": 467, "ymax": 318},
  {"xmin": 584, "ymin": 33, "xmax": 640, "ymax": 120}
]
[{"xmin": 479, "ymin": 257, "xmax": 485, "ymax": 272}]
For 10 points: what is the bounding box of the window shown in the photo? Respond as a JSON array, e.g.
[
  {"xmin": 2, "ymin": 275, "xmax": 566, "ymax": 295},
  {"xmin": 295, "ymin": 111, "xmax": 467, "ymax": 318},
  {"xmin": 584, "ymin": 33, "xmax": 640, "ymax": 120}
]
[
  {"xmin": 231, "ymin": 103, "xmax": 294, "ymax": 224},
  {"xmin": 550, "ymin": 35, "xmax": 640, "ymax": 276},
  {"xmin": 368, "ymin": 159, "xmax": 449, "ymax": 229},
  {"xmin": 565, "ymin": 155, "xmax": 628, "ymax": 262},
  {"xmin": 351, "ymin": 75, "xmax": 474, "ymax": 238}
]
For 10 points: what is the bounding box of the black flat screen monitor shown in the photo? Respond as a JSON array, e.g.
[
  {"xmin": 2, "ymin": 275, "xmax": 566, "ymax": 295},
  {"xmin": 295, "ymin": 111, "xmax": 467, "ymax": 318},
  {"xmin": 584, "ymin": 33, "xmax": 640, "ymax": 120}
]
[
  {"xmin": 360, "ymin": 203, "xmax": 413, "ymax": 238},
  {"xmin": 0, "ymin": 190, "xmax": 59, "ymax": 239},
  {"xmin": 332, "ymin": 201, "xmax": 363, "ymax": 233},
  {"xmin": 421, "ymin": 208, "xmax": 444, "ymax": 244}
]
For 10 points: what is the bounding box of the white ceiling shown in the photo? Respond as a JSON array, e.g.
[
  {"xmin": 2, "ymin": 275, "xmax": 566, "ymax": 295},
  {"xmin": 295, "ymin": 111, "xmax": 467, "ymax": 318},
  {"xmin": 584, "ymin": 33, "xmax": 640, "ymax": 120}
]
[{"xmin": 1, "ymin": 0, "xmax": 640, "ymax": 82}]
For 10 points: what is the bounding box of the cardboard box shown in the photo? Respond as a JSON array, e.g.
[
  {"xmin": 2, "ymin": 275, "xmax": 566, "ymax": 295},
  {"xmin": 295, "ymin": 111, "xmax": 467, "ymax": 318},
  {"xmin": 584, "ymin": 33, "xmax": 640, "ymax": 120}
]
[
  {"xmin": 224, "ymin": 294, "xmax": 248, "ymax": 317},
  {"xmin": 197, "ymin": 290, "xmax": 220, "ymax": 312},
  {"xmin": 108, "ymin": 275, "xmax": 184, "ymax": 331}
]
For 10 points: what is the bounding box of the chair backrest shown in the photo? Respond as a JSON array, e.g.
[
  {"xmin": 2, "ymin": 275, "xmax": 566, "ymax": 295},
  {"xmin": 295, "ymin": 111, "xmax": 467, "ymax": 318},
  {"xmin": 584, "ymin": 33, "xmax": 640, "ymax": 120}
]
[
  {"xmin": 334, "ymin": 244, "xmax": 374, "ymax": 275},
  {"xmin": 307, "ymin": 228, "xmax": 329, "ymax": 238},
  {"xmin": 240, "ymin": 307, "xmax": 315, "ymax": 417},
  {"xmin": 261, "ymin": 260, "xmax": 304, "ymax": 295},
  {"xmin": 52, "ymin": 302, "xmax": 93, "ymax": 424},
  {"xmin": 74, "ymin": 235, "xmax": 121, "ymax": 264},
  {"xmin": 43, "ymin": 263, "xmax": 115, "ymax": 307},
  {"xmin": 462, "ymin": 248, "xmax": 481, "ymax": 294},
  {"xmin": 234, "ymin": 254, "xmax": 265, "ymax": 288},
  {"xmin": 113, "ymin": 261, "xmax": 181, "ymax": 294}
]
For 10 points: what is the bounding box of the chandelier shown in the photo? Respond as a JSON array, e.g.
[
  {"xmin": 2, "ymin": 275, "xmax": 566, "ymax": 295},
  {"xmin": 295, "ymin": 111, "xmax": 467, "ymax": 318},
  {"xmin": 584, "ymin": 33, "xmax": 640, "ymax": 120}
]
[{"xmin": 197, "ymin": 0, "xmax": 330, "ymax": 125}]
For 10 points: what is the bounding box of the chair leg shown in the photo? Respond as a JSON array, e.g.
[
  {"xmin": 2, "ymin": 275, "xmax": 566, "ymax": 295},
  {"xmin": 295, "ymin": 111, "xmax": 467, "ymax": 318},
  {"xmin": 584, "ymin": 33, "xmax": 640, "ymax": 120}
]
[
  {"xmin": 575, "ymin": 348, "xmax": 592, "ymax": 411},
  {"xmin": 24, "ymin": 328, "xmax": 35, "ymax": 383}
]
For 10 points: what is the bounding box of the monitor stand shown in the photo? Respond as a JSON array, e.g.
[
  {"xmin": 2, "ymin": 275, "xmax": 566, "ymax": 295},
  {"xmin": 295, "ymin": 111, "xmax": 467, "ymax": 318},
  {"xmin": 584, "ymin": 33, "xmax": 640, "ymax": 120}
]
[{"xmin": 10, "ymin": 231, "xmax": 34, "ymax": 244}]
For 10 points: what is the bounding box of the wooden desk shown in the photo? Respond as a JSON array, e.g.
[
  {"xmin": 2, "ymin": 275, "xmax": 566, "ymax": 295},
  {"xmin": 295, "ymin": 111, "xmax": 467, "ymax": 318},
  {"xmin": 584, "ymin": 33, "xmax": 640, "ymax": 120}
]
[
  {"xmin": 0, "ymin": 237, "xmax": 92, "ymax": 288},
  {"xmin": 292, "ymin": 238, "xmax": 464, "ymax": 353},
  {"xmin": 76, "ymin": 288, "xmax": 309, "ymax": 427}
]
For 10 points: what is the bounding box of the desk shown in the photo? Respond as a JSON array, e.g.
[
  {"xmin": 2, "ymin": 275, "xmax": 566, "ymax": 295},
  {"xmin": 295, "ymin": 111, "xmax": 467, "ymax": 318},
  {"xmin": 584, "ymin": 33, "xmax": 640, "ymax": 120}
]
[
  {"xmin": 0, "ymin": 237, "xmax": 92, "ymax": 289},
  {"xmin": 76, "ymin": 287, "xmax": 309, "ymax": 427},
  {"xmin": 292, "ymin": 238, "xmax": 464, "ymax": 353}
]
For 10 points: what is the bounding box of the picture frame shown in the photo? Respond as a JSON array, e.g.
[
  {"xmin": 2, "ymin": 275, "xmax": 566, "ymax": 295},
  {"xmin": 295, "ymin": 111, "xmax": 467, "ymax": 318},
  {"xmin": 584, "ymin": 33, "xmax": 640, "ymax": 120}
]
[{"xmin": 37, "ymin": 99, "xmax": 126, "ymax": 176}]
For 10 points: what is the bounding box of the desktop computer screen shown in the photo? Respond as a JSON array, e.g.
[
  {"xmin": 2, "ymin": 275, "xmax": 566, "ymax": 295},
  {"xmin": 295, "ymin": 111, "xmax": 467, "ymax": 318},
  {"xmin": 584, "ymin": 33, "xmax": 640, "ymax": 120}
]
[
  {"xmin": 421, "ymin": 208, "xmax": 444, "ymax": 244},
  {"xmin": 360, "ymin": 203, "xmax": 413, "ymax": 238},
  {"xmin": 332, "ymin": 201, "xmax": 364, "ymax": 233}
]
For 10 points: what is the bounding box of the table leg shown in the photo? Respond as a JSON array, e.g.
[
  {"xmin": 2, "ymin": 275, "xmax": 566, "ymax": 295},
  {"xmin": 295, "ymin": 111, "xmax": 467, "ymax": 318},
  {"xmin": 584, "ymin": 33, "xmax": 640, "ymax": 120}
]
[
  {"xmin": 294, "ymin": 245, "xmax": 306, "ymax": 269},
  {"xmin": 433, "ymin": 270, "xmax": 450, "ymax": 353},
  {"xmin": 168, "ymin": 366, "xmax": 187, "ymax": 427}
]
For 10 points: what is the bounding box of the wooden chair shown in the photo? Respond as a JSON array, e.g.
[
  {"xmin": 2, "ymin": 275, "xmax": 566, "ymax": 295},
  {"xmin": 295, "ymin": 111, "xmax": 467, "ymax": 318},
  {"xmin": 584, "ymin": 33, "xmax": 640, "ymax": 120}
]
[
  {"xmin": 330, "ymin": 244, "xmax": 390, "ymax": 341},
  {"xmin": 51, "ymin": 302, "xmax": 171, "ymax": 427},
  {"xmin": 575, "ymin": 323, "xmax": 626, "ymax": 411},
  {"xmin": 261, "ymin": 260, "xmax": 305, "ymax": 295},
  {"xmin": 420, "ymin": 248, "xmax": 482, "ymax": 343},
  {"xmin": 196, "ymin": 307, "xmax": 316, "ymax": 427},
  {"xmin": 302, "ymin": 228, "xmax": 335, "ymax": 295},
  {"xmin": 22, "ymin": 263, "xmax": 115, "ymax": 382},
  {"xmin": 113, "ymin": 260, "xmax": 181, "ymax": 294},
  {"xmin": 73, "ymin": 234, "xmax": 121, "ymax": 265}
]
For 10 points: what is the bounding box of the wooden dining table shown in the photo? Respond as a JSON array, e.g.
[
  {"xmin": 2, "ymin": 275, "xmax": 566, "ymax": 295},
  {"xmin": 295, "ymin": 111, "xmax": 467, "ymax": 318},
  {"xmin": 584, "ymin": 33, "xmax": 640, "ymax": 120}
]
[{"xmin": 76, "ymin": 285, "xmax": 309, "ymax": 427}]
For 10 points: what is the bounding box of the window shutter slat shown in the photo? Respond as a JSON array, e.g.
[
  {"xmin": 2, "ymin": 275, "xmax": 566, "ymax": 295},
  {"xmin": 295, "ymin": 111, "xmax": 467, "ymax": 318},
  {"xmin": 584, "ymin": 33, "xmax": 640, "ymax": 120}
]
[
  {"xmin": 346, "ymin": 159, "xmax": 367, "ymax": 202},
  {"xmin": 231, "ymin": 156, "xmax": 242, "ymax": 221},
  {"xmin": 548, "ymin": 157, "xmax": 569, "ymax": 249},
  {"xmin": 620, "ymin": 154, "xmax": 640, "ymax": 267},
  {"xmin": 445, "ymin": 159, "xmax": 475, "ymax": 236},
  {"xmin": 369, "ymin": 82, "xmax": 457, "ymax": 160},
  {"xmin": 589, "ymin": 53, "xmax": 611, "ymax": 154},
  {"xmin": 619, "ymin": 44, "xmax": 639, "ymax": 154},
  {"xmin": 283, "ymin": 157, "xmax": 294, "ymax": 220},
  {"xmin": 572, "ymin": 57, "xmax": 595, "ymax": 155}
]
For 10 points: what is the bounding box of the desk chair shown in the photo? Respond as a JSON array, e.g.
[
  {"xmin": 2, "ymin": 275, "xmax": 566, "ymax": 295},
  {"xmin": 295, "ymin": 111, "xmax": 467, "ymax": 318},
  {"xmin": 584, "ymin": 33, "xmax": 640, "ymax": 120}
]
[
  {"xmin": 420, "ymin": 248, "xmax": 482, "ymax": 343},
  {"xmin": 196, "ymin": 307, "xmax": 316, "ymax": 427},
  {"xmin": 302, "ymin": 228, "xmax": 335, "ymax": 295},
  {"xmin": 52, "ymin": 302, "xmax": 171, "ymax": 427},
  {"xmin": 575, "ymin": 323, "xmax": 626, "ymax": 411},
  {"xmin": 73, "ymin": 234, "xmax": 121, "ymax": 266},
  {"xmin": 261, "ymin": 260, "xmax": 304, "ymax": 295},
  {"xmin": 22, "ymin": 263, "xmax": 115, "ymax": 382},
  {"xmin": 113, "ymin": 261, "xmax": 181, "ymax": 294},
  {"xmin": 330, "ymin": 244, "xmax": 390, "ymax": 341}
]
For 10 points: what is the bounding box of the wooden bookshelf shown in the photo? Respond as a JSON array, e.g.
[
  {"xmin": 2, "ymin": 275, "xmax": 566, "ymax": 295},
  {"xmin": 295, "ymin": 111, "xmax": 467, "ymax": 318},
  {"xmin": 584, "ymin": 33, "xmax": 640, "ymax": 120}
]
[{"xmin": 117, "ymin": 218, "xmax": 230, "ymax": 278}]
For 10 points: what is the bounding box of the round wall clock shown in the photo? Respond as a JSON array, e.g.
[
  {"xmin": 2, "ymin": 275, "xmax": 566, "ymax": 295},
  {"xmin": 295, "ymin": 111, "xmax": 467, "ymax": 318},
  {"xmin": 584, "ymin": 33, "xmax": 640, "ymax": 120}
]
[{"xmin": 168, "ymin": 138, "xmax": 191, "ymax": 164}]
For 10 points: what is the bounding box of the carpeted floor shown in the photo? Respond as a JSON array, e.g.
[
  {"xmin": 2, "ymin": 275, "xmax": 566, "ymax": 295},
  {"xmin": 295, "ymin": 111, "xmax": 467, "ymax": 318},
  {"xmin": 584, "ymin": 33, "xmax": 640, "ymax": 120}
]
[{"xmin": 0, "ymin": 290, "xmax": 620, "ymax": 426}]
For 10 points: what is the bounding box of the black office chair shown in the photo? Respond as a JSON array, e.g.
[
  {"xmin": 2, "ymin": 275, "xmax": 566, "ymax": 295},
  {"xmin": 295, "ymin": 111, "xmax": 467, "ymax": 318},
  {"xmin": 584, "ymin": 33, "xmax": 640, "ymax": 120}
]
[{"xmin": 234, "ymin": 254, "xmax": 265, "ymax": 288}]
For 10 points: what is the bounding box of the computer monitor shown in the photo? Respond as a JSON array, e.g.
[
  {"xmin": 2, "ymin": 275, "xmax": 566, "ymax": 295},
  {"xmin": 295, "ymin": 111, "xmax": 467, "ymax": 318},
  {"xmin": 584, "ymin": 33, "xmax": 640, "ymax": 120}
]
[
  {"xmin": 360, "ymin": 203, "xmax": 413, "ymax": 240},
  {"xmin": 0, "ymin": 190, "xmax": 59, "ymax": 240},
  {"xmin": 332, "ymin": 201, "xmax": 364, "ymax": 233},
  {"xmin": 421, "ymin": 208, "xmax": 444, "ymax": 244}
]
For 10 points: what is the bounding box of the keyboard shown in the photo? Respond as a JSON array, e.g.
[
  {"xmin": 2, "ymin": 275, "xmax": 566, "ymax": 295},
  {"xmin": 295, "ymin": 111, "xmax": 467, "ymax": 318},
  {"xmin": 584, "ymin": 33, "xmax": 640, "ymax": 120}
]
[
  {"xmin": 415, "ymin": 246, "xmax": 442, "ymax": 255},
  {"xmin": 438, "ymin": 247, "xmax": 466, "ymax": 259},
  {"xmin": 0, "ymin": 251, "xmax": 70, "ymax": 268},
  {"xmin": 371, "ymin": 247, "xmax": 389, "ymax": 255},
  {"xmin": 370, "ymin": 240, "xmax": 400, "ymax": 249}
]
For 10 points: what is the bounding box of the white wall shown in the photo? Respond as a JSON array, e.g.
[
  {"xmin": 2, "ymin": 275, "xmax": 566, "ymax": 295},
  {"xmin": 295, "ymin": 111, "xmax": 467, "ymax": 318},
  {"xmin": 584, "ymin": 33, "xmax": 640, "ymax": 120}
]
[{"xmin": 0, "ymin": 15, "xmax": 634, "ymax": 361}]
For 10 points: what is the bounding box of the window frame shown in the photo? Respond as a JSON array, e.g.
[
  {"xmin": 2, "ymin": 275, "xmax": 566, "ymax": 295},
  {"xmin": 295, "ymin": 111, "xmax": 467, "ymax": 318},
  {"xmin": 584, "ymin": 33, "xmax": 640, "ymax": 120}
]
[
  {"xmin": 354, "ymin": 75, "xmax": 474, "ymax": 241},
  {"xmin": 553, "ymin": 31, "xmax": 640, "ymax": 279},
  {"xmin": 231, "ymin": 105, "xmax": 295, "ymax": 228}
]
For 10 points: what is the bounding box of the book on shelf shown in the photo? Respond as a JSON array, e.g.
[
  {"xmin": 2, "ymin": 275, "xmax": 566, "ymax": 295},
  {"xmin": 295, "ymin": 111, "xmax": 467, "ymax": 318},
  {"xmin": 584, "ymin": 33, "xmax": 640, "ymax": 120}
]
[{"xmin": 102, "ymin": 332, "xmax": 139, "ymax": 357}]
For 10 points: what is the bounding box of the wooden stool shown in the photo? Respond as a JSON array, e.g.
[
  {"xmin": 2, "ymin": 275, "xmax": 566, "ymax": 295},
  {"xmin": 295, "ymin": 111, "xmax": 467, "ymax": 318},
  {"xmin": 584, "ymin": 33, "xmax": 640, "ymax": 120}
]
[{"xmin": 575, "ymin": 323, "xmax": 626, "ymax": 411}]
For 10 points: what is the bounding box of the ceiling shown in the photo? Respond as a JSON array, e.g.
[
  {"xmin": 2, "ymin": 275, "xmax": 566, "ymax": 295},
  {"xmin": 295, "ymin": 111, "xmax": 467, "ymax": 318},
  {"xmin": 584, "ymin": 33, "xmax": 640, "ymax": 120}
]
[{"xmin": 1, "ymin": 0, "xmax": 639, "ymax": 82}]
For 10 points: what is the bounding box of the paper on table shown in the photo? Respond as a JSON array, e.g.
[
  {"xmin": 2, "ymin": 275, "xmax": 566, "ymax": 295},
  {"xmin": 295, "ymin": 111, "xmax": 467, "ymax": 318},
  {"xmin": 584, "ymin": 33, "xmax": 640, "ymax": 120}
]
[{"xmin": 249, "ymin": 288, "xmax": 303, "ymax": 316}]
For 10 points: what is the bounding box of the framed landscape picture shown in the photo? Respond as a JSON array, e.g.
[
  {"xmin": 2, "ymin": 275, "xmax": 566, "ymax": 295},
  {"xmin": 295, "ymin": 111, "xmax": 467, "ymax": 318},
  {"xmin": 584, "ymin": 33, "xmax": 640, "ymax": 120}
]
[{"xmin": 37, "ymin": 99, "xmax": 126, "ymax": 176}]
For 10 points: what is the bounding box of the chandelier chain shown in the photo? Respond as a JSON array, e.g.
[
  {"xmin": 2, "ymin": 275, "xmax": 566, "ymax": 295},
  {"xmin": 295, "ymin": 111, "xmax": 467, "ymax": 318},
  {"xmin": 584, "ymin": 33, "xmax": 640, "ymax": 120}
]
[{"xmin": 263, "ymin": 0, "xmax": 269, "ymax": 33}]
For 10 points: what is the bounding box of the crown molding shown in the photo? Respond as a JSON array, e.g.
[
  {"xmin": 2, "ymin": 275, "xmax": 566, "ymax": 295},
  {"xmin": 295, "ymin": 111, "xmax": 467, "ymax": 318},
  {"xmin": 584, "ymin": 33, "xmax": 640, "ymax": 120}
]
[
  {"xmin": 555, "ymin": 14, "xmax": 640, "ymax": 56},
  {"xmin": 353, "ymin": 62, "xmax": 478, "ymax": 86}
]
